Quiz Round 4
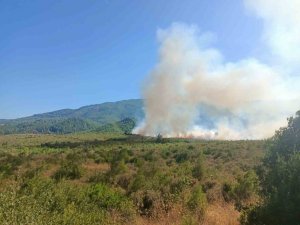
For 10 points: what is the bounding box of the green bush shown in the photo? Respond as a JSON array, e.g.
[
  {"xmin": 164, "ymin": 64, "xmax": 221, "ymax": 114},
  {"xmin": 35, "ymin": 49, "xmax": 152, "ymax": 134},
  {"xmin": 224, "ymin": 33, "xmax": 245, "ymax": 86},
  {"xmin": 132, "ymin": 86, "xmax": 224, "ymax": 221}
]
[
  {"xmin": 175, "ymin": 152, "xmax": 189, "ymax": 163},
  {"xmin": 109, "ymin": 159, "xmax": 127, "ymax": 177},
  {"xmin": 235, "ymin": 171, "xmax": 259, "ymax": 200},
  {"xmin": 88, "ymin": 183, "xmax": 136, "ymax": 221},
  {"xmin": 242, "ymin": 113, "xmax": 300, "ymax": 225},
  {"xmin": 132, "ymin": 190, "xmax": 161, "ymax": 217},
  {"xmin": 88, "ymin": 172, "xmax": 107, "ymax": 183},
  {"xmin": 192, "ymin": 153, "xmax": 206, "ymax": 181},
  {"xmin": 0, "ymin": 153, "xmax": 25, "ymax": 178},
  {"xmin": 181, "ymin": 214, "xmax": 198, "ymax": 225},
  {"xmin": 187, "ymin": 185, "xmax": 207, "ymax": 216},
  {"xmin": 129, "ymin": 173, "xmax": 147, "ymax": 193},
  {"xmin": 222, "ymin": 182, "xmax": 234, "ymax": 202},
  {"xmin": 222, "ymin": 171, "xmax": 259, "ymax": 210},
  {"xmin": 0, "ymin": 178, "xmax": 110, "ymax": 225},
  {"xmin": 53, "ymin": 161, "xmax": 82, "ymax": 180},
  {"xmin": 156, "ymin": 133, "xmax": 163, "ymax": 143}
]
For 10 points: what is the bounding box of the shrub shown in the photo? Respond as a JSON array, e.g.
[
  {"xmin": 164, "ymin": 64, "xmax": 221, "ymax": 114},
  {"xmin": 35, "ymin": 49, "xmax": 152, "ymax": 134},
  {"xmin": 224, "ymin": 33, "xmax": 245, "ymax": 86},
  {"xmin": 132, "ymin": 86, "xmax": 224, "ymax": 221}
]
[
  {"xmin": 170, "ymin": 176, "xmax": 193, "ymax": 195},
  {"xmin": 175, "ymin": 152, "xmax": 189, "ymax": 163},
  {"xmin": 109, "ymin": 159, "xmax": 127, "ymax": 177},
  {"xmin": 222, "ymin": 171, "xmax": 259, "ymax": 210},
  {"xmin": 0, "ymin": 153, "xmax": 25, "ymax": 178},
  {"xmin": 88, "ymin": 183, "xmax": 136, "ymax": 221},
  {"xmin": 242, "ymin": 113, "xmax": 300, "ymax": 225},
  {"xmin": 94, "ymin": 156, "xmax": 106, "ymax": 164},
  {"xmin": 222, "ymin": 182, "xmax": 234, "ymax": 202},
  {"xmin": 143, "ymin": 150, "xmax": 156, "ymax": 161},
  {"xmin": 132, "ymin": 190, "xmax": 161, "ymax": 217},
  {"xmin": 181, "ymin": 214, "xmax": 198, "ymax": 225},
  {"xmin": 0, "ymin": 178, "xmax": 110, "ymax": 225},
  {"xmin": 156, "ymin": 133, "xmax": 163, "ymax": 143},
  {"xmin": 192, "ymin": 153, "xmax": 205, "ymax": 181},
  {"xmin": 129, "ymin": 173, "xmax": 147, "ymax": 193},
  {"xmin": 88, "ymin": 172, "xmax": 107, "ymax": 183},
  {"xmin": 66, "ymin": 152, "xmax": 82, "ymax": 162},
  {"xmin": 89, "ymin": 183, "xmax": 124, "ymax": 209},
  {"xmin": 52, "ymin": 161, "xmax": 82, "ymax": 180},
  {"xmin": 187, "ymin": 185, "xmax": 207, "ymax": 217},
  {"xmin": 234, "ymin": 170, "xmax": 259, "ymax": 202}
]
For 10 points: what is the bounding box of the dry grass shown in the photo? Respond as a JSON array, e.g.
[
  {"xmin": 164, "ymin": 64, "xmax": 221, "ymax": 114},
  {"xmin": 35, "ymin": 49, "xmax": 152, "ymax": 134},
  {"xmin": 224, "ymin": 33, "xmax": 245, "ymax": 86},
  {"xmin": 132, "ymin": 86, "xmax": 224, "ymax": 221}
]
[
  {"xmin": 42, "ymin": 164, "xmax": 60, "ymax": 178},
  {"xmin": 135, "ymin": 203, "xmax": 239, "ymax": 225},
  {"xmin": 202, "ymin": 203, "xmax": 239, "ymax": 225},
  {"xmin": 136, "ymin": 205, "xmax": 185, "ymax": 225},
  {"xmin": 82, "ymin": 162, "xmax": 110, "ymax": 172}
]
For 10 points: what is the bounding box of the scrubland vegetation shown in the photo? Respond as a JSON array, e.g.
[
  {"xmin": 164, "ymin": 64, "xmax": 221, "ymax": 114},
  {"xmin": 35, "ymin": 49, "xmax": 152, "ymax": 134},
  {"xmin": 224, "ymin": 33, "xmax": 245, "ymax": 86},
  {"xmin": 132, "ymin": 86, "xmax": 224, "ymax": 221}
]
[
  {"xmin": 0, "ymin": 132, "xmax": 264, "ymax": 225},
  {"xmin": 0, "ymin": 111, "xmax": 299, "ymax": 225}
]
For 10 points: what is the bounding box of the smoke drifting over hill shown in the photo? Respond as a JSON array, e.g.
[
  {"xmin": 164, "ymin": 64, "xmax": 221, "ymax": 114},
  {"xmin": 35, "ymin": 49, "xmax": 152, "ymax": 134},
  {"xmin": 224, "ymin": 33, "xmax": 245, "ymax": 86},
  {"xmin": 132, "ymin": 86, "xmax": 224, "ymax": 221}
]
[{"xmin": 135, "ymin": 0, "xmax": 300, "ymax": 139}]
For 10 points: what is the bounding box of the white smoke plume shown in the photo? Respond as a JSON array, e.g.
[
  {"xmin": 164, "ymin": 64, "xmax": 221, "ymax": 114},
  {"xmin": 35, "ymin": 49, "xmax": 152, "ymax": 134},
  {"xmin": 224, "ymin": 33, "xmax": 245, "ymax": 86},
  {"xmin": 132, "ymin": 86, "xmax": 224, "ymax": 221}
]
[
  {"xmin": 134, "ymin": 0, "xmax": 300, "ymax": 140},
  {"xmin": 245, "ymin": 0, "xmax": 300, "ymax": 67}
]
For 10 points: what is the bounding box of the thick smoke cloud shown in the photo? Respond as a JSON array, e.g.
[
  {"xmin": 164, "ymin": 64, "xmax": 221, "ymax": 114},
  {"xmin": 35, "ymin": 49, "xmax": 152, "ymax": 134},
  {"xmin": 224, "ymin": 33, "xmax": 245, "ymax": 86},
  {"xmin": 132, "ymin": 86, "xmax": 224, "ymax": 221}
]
[{"xmin": 134, "ymin": 0, "xmax": 300, "ymax": 139}]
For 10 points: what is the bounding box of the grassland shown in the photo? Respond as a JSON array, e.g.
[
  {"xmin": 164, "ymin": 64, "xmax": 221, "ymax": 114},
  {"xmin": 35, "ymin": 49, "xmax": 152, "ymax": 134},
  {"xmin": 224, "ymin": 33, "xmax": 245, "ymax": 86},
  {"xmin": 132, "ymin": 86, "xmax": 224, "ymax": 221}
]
[{"xmin": 0, "ymin": 132, "xmax": 265, "ymax": 225}]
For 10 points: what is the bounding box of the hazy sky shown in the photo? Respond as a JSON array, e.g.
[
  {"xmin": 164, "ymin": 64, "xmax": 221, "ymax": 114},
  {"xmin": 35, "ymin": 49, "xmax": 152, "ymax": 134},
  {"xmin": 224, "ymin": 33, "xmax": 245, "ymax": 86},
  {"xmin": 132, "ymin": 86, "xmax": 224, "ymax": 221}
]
[{"xmin": 0, "ymin": 0, "xmax": 262, "ymax": 119}]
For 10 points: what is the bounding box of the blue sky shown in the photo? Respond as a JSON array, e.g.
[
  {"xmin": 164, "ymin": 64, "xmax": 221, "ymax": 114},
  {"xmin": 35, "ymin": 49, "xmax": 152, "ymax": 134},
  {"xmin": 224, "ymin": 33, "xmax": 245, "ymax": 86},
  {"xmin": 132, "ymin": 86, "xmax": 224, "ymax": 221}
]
[{"xmin": 0, "ymin": 0, "xmax": 262, "ymax": 119}]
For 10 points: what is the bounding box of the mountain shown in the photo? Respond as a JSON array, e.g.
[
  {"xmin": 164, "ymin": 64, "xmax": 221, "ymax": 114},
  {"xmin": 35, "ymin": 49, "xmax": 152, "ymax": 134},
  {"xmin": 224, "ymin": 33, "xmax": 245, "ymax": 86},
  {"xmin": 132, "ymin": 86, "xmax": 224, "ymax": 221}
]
[
  {"xmin": 0, "ymin": 99, "xmax": 144, "ymax": 134},
  {"xmin": 0, "ymin": 99, "xmax": 243, "ymax": 135},
  {"xmin": 0, "ymin": 119, "xmax": 9, "ymax": 125}
]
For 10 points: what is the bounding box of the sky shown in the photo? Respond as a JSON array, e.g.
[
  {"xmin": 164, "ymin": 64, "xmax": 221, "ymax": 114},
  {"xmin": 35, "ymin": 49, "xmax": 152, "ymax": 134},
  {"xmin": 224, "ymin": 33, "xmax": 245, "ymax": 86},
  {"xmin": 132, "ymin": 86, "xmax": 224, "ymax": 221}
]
[{"xmin": 0, "ymin": 0, "xmax": 263, "ymax": 119}]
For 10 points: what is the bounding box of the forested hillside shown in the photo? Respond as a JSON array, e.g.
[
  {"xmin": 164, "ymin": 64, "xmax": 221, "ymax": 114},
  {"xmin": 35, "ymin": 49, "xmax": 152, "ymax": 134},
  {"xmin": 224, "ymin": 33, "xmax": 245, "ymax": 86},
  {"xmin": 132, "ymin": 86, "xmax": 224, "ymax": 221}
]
[
  {"xmin": 0, "ymin": 99, "xmax": 143, "ymax": 134},
  {"xmin": 0, "ymin": 99, "xmax": 240, "ymax": 135}
]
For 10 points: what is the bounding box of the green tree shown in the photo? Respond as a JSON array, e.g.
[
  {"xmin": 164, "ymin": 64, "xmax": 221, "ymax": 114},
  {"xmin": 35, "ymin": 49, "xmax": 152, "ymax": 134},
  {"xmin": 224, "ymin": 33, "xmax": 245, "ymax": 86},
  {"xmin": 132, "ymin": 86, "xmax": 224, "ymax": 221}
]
[{"xmin": 242, "ymin": 112, "xmax": 300, "ymax": 225}]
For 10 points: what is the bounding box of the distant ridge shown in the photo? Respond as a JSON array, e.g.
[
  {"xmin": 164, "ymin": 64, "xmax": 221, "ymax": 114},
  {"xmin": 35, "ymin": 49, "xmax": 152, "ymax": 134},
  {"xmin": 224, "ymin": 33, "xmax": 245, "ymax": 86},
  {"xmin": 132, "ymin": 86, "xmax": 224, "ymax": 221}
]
[
  {"xmin": 0, "ymin": 99, "xmax": 144, "ymax": 134},
  {"xmin": 0, "ymin": 99, "xmax": 241, "ymax": 135}
]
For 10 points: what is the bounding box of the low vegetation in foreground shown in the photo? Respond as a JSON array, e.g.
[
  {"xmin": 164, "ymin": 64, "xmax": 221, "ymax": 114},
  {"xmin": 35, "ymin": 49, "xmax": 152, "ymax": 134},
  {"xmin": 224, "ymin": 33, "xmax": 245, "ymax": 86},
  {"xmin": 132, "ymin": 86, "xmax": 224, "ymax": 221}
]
[
  {"xmin": 0, "ymin": 132, "xmax": 264, "ymax": 225},
  {"xmin": 0, "ymin": 112, "xmax": 299, "ymax": 225}
]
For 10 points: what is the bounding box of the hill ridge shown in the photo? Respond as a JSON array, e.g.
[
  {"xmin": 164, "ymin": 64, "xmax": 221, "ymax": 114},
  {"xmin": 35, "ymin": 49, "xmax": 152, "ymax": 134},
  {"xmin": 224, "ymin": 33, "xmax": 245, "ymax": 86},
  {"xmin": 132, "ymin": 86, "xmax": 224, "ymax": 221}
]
[{"xmin": 0, "ymin": 99, "xmax": 144, "ymax": 134}]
